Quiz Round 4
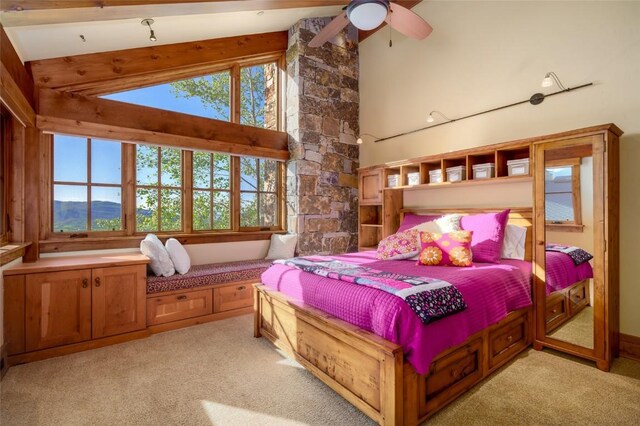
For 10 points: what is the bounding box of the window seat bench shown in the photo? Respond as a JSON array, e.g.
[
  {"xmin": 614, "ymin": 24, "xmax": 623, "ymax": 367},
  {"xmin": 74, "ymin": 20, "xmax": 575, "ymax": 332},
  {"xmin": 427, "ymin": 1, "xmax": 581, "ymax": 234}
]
[{"xmin": 145, "ymin": 259, "xmax": 274, "ymax": 332}]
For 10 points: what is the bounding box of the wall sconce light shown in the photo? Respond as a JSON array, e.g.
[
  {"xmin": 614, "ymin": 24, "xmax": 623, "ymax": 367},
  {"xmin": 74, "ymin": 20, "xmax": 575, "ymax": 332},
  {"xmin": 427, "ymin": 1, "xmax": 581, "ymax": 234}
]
[
  {"xmin": 141, "ymin": 18, "xmax": 157, "ymax": 42},
  {"xmin": 426, "ymin": 111, "xmax": 453, "ymax": 124},
  {"xmin": 541, "ymin": 71, "xmax": 566, "ymax": 90},
  {"xmin": 356, "ymin": 133, "xmax": 382, "ymax": 144},
  {"xmin": 369, "ymin": 71, "xmax": 593, "ymax": 144}
]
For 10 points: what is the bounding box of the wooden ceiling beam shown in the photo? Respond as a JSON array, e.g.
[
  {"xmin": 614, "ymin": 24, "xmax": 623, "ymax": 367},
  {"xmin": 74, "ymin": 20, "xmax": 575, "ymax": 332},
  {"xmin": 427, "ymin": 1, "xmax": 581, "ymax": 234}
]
[
  {"xmin": 37, "ymin": 88, "xmax": 290, "ymax": 160},
  {"xmin": 1, "ymin": 0, "xmax": 346, "ymax": 12},
  {"xmin": 28, "ymin": 31, "xmax": 287, "ymax": 92},
  {"xmin": 0, "ymin": 25, "xmax": 35, "ymax": 126}
]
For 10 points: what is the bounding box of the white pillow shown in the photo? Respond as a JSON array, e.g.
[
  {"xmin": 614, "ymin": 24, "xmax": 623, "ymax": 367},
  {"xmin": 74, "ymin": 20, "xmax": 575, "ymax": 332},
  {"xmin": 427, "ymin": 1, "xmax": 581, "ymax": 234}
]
[
  {"xmin": 407, "ymin": 214, "xmax": 463, "ymax": 260},
  {"xmin": 165, "ymin": 238, "xmax": 191, "ymax": 275},
  {"xmin": 501, "ymin": 224, "xmax": 527, "ymax": 260},
  {"xmin": 266, "ymin": 234, "xmax": 297, "ymax": 260},
  {"xmin": 140, "ymin": 234, "xmax": 175, "ymax": 277}
]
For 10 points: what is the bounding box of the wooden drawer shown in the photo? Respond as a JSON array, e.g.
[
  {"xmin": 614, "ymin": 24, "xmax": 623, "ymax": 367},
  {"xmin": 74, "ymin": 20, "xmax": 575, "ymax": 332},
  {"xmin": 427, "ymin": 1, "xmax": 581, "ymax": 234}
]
[
  {"xmin": 488, "ymin": 314, "xmax": 528, "ymax": 370},
  {"xmin": 569, "ymin": 280, "xmax": 589, "ymax": 314},
  {"xmin": 147, "ymin": 289, "xmax": 213, "ymax": 326},
  {"xmin": 214, "ymin": 283, "xmax": 253, "ymax": 313},
  {"xmin": 545, "ymin": 293, "xmax": 567, "ymax": 332},
  {"xmin": 422, "ymin": 338, "xmax": 483, "ymax": 416}
]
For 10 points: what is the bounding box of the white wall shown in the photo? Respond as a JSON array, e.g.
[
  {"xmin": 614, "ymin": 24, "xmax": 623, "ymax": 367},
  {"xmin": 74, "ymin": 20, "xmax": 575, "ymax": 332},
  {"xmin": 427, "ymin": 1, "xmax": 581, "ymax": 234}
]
[{"xmin": 360, "ymin": 1, "xmax": 640, "ymax": 336}]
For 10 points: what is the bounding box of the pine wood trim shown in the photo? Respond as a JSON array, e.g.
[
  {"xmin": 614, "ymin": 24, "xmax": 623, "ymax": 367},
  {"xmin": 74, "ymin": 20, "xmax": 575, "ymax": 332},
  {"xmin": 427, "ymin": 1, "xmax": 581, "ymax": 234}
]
[
  {"xmin": 37, "ymin": 88, "xmax": 290, "ymax": 160},
  {"xmin": 38, "ymin": 230, "xmax": 284, "ymax": 253},
  {"xmin": 28, "ymin": 31, "xmax": 288, "ymax": 92},
  {"xmin": 3, "ymin": 252, "xmax": 149, "ymax": 275},
  {"xmin": 0, "ymin": 25, "xmax": 34, "ymax": 108},
  {"xmin": 0, "ymin": 61, "xmax": 35, "ymax": 127},
  {"xmin": 620, "ymin": 334, "xmax": 640, "ymax": 362}
]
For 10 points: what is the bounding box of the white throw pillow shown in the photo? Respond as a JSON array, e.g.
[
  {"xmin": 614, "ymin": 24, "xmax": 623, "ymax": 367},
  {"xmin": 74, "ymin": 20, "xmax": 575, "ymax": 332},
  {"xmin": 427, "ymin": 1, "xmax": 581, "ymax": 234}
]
[
  {"xmin": 165, "ymin": 238, "xmax": 191, "ymax": 275},
  {"xmin": 266, "ymin": 234, "xmax": 297, "ymax": 260},
  {"xmin": 407, "ymin": 214, "xmax": 462, "ymax": 260},
  {"xmin": 501, "ymin": 224, "xmax": 527, "ymax": 260},
  {"xmin": 140, "ymin": 234, "xmax": 175, "ymax": 277}
]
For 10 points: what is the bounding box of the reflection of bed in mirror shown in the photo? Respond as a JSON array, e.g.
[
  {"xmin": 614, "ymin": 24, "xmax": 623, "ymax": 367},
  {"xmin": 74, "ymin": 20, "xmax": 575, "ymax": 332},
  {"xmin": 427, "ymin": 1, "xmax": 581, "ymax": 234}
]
[{"xmin": 544, "ymin": 246, "xmax": 593, "ymax": 337}]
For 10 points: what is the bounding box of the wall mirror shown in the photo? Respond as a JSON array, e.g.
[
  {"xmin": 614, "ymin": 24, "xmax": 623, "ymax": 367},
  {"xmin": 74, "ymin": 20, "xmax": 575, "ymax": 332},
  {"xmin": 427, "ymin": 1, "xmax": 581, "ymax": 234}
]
[{"xmin": 533, "ymin": 126, "xmax": 620, "ymax": 371}]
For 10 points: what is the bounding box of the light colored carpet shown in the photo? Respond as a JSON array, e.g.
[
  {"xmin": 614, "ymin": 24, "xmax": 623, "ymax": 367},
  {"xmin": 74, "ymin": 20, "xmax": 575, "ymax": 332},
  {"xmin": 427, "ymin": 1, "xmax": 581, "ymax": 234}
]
[
  {"xmin": 549, "ymin": 306, "xmax": 594, "ymax": 349},
  {"xmin": 2, "ymin": 314, "xmax": 639, "ymax": 426}
]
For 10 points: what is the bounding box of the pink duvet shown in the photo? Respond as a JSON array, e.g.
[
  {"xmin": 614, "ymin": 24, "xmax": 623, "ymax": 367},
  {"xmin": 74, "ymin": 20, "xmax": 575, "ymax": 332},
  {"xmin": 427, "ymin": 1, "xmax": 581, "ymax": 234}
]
[
  {"xmin": 545, "ymin": 251, "xmax": 593, "ymax": 294},
  {"xmin": 261, "ymin": 251, "xmax": 532, "ymax": 375}
]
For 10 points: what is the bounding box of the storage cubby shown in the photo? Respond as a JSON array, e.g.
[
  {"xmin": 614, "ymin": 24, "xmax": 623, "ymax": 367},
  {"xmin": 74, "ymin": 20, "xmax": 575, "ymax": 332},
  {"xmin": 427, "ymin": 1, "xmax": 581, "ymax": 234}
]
[
  {"xmin": 360, "ymin": 205, "xmax": 382, "ymax": 225},
  {"xmin": 384, "ymin": 167, "xmax": 402, "ymax": 188},
  {"xmin": 496, "ymin": 146, "xmax": 531, "ymax": 177},
  {"xmin": 467, "ymin": 152, "xmax": 496, "ymax": 180},
  {"xmin": 400, "ymin": 164, "xmax": 420, "ymax": 186},
  {"xmin": 442, "ymin": 157, "xmax": 466, "ymax": 183},
  {"xmin": 420, "ymin": 160, "xmax": 443, "ymax": 184}
]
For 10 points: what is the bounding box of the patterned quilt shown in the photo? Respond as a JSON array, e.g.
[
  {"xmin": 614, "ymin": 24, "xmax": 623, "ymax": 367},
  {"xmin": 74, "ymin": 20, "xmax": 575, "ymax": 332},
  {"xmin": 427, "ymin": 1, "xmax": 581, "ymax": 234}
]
[
  {"xmin": 546, "ymin": 243, "xmax": 593, "ymax": 266},
  {"xmin": 275, "ymin": 256, "xmax": 467, "ymax": 324}
]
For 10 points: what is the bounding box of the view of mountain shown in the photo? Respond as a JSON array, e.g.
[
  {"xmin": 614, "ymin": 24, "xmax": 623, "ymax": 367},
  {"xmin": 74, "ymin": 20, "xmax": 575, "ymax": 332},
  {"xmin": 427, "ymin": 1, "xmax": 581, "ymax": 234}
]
[{"xmin": 53, "ymin": 200, "xmax": 151, "ymax": 232}]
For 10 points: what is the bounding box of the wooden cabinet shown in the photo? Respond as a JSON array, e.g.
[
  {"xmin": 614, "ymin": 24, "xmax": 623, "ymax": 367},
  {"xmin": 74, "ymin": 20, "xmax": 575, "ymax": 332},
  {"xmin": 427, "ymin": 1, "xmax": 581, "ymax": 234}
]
[
  {"xmin": 4, "ymin": 254, "xmax": 149, "ymax": 357},
  {"xmin": 92, "ymin": 265, "xmax": 146, "ymax": 338},
  {"xmin": 214, "ymin": 283, "xmax": 253, "ymax": 313},
  {"xmin": 25, "ymin": 270, "xmax": 92, "ymax": 351},
  {"xmin": 358, "ymin": 168, "xmax": 383, "ymax": 205},
  {"xmin": 147, "ymin": 289, "xmax": 213, "ymax": 326}
]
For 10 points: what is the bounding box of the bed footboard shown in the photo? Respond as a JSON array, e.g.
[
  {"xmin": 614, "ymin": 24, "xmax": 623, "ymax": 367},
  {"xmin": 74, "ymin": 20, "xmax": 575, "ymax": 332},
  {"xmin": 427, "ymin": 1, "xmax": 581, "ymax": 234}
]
[{"xmin": 254, "ymin": 284, "xmax": 404, "ymax": 426}]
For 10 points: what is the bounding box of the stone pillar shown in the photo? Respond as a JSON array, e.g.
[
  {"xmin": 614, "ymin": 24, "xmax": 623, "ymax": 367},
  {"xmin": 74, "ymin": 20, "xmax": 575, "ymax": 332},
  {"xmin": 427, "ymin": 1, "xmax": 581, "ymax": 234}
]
[{"xmin": 286, "ymin": 18, "xmax": 360, "ymax": 256}]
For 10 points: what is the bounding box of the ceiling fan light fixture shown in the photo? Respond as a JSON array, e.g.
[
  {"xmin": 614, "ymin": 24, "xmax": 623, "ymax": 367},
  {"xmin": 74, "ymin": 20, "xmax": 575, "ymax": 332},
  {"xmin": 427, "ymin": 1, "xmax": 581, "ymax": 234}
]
[{"xmin": 347, "ymin": 0, "xmax": 389, "ymax": 31}]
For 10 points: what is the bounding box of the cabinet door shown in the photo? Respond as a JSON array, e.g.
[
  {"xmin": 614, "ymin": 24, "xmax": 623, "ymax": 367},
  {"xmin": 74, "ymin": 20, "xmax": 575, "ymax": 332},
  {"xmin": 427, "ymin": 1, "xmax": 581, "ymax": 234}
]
[
  {"xmin": 25, "ymin": 270, "xmax": 92, "ymax": 351},
  {"xmin": 359, "ymin": 169, "xmax": 383, "ymax": 205},
  {"xmin": 92, "ymin": 265, "xmax": 146, "ymax": 338}
]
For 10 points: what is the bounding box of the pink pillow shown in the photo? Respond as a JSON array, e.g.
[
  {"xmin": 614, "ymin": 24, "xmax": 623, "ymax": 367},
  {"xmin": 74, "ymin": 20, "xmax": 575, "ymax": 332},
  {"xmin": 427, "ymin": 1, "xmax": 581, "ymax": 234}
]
[
  {"xmin": 417, "ymin": 231, "xmax": 474, "ymax": 267},
  {"xmin": 460, "ymin": 209, "xmax": 510, "ymax": 263},
  {"xmin": 376, "ymin": 229, "xmax": 420, "ymax": 260},
  {"xmin": 397, "ymin": 214, "xmax": 440, "ymax": 233}
]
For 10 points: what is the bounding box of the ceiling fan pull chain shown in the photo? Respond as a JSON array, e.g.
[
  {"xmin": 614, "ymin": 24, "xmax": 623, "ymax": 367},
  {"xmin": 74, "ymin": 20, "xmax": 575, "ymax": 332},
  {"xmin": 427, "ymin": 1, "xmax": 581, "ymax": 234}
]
[{"xmin": 389, "ymin": 15, "xmax": 393, "ymax": 47}]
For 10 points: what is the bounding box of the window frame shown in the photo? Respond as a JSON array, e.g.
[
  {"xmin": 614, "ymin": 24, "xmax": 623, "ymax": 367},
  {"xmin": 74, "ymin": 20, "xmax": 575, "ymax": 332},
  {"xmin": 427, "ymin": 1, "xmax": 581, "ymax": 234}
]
[
  {"xmin": 50, "ymin": 135, "xmax": 125, "ymax": 237},
  {"xmin": 238, "ymin": 156, "xmax": 282, "ymax": 231},
  {"xmin": 191, "ymin": 150, "xmax": 233, "ymax": 232},
  {"xmin": 545, "ymin": 158, "xmax": 584, "ymax": 233}
]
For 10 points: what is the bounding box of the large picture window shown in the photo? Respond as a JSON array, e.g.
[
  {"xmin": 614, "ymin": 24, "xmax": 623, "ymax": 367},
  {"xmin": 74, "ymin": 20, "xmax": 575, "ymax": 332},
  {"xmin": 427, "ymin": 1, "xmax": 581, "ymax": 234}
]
[
  {"xmin": 52, "ymin": 135, "xmax": 123, "ymax": 233},
  {"xmin": 193, "ymin": 152, "xmax": 231, "ymax": 231},
  {"xmin": 135, "ymin": 145, "xmax": 183, "ymax": 232},
  {"xmin": 240, "ymin": 157, "xmax": 280, "ymax": 229}
]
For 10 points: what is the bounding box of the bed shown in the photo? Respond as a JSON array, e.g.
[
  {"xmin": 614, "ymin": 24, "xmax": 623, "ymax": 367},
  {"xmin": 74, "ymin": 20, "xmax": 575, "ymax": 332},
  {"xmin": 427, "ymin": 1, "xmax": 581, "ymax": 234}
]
[
  {"xmin": 544, "ymin": 248, "xmax": 593, "ymax": 332},
  {"xmin": 254, "ymin": 208, "xmax": 534, "ymax": 425}
]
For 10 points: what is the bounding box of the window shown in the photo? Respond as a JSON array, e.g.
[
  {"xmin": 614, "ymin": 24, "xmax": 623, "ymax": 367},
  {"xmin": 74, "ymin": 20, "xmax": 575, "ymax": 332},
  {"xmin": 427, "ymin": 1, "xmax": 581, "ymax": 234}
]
[
  {"xmin": 136, "ymin": 145, "xmax": 183, "ymax": 232},
  {"xmin": 101, "ymin": 59, "xmax": 280, "ymax": 131},
  {"xmin": 52, "ymin": 135, "xmax": 123, "ymax": 233},
  {"xmin": 240, "ymin": 62, "xmax": 278, "ymax": 130},
  {"xmin": 545, "ymin": 159, "xmax": 582, "ymax": 229},
  {"xmin": 193, "ymin": 152, "xmax": 231, "ymax": 231},
  {"xmin": 240, "ymin": 157, "xmax": 280, "ymax": 229}
]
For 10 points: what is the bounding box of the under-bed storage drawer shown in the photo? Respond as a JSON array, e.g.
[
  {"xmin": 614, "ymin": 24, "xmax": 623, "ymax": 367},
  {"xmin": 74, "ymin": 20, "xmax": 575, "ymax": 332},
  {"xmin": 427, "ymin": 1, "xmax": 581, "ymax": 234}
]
[
  {"xmin": 214, "ymin": 283, "xmax": 253, "ymax": 313},
  {"xmin": 568, "ymin": 280, "xmax": 589, "ymax": 314},
  {"xmin": 488, "ymin": 313, "xmax": 528, "ymax": 369},
  {"xmin": 422, "ymin": 338, "xmax": 483, "ymax": 416},
  {"xmin": 545, "ymin": 293, "xmax": 568, "ymax": 332},
  {"xmin": 147, "ymin": 289, "xmax": 213, "ymax": 325}
]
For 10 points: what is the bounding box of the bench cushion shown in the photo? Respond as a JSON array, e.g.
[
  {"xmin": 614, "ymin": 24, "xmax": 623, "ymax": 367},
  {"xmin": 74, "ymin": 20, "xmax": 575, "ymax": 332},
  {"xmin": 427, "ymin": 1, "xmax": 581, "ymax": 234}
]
[{"xmin": 147, "ymin": 259, "xmax": 273, "ymax": 294}]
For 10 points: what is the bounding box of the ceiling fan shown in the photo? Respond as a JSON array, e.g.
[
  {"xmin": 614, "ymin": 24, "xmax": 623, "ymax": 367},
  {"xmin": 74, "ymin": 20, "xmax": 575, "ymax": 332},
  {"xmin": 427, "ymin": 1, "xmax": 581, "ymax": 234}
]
[{"xmin": 308, "ymin": 0, "xmax": 432, "ymax": 48}]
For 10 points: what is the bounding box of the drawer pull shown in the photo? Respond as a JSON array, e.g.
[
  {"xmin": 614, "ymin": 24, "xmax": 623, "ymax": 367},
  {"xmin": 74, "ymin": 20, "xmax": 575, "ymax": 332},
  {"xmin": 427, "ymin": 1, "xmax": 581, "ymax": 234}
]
[
  {"xmin": 95, "ymin": 277, "xmax": 101, "ymax": 287},
  {"xmin": 507, "ymin": 335, "xmax": 513, "ymax": 342},
  {"xmin": 177, "ymin": 295, "xmax": 188, "ymax": 300},
  {"xmin": 237, "ymin": 286, "xmax": 246, "ymax": 291},
  {"xmin": 82, "ymin": 278, "xmax": 88, "ymax": 288},
  {"xmin": 551, "ymin": 308, "xmax": 558, "ymax": 314}
]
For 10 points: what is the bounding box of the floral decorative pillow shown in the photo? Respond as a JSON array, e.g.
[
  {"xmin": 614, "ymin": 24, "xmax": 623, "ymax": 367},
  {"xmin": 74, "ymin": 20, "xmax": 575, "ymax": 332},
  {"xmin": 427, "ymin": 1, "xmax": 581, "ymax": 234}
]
[
  {"xmin": 417, "ymin": 230, "xmax": 474, "ymax": 267},
  {"xmin": 376, "ymin": 229, "xmax": 421, "ymax": 260},
  {"xmin": 407, "ymin": 214, "xmax": 463, "ymax": 260}
]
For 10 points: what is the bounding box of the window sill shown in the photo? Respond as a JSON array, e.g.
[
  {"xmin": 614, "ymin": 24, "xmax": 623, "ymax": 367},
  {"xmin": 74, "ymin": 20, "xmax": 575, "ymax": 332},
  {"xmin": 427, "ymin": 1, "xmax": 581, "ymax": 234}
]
[
  {"xmin": 40, "ymin": 231, "xmax": 285, "ymax": 253},
  {"xmin": 546, "ymin": 223, "xmax": 585, "ymax": 233},
  {"xmin": 0, "ymin": 242, "xmax": 32, "ymax": 266}
]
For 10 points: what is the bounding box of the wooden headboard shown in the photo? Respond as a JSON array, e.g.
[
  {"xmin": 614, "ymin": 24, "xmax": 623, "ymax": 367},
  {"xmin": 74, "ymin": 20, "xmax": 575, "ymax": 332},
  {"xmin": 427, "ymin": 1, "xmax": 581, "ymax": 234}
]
[{"xmin": 399, "ymin": 208, "xmax": 534, "ymax": 262}]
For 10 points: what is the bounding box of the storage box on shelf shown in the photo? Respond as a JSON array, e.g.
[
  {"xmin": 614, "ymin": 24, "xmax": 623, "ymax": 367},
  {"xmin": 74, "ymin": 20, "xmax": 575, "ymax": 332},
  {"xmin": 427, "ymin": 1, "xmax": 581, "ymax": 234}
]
[
  {"xmin": 496, "ymin": 145, "xmax": 531, "ymax": 177},
  {"xmin": 507, "ymin": 158, "xmax": 530, "ymax": 176},
  {"xmin": 384, "ymin": 167, "xmax": 401, "ymax": 188},
  {"xmin": 446, "ymin": 165, "xmax": 466, "ymax": 182},
  {"xmin": 472, "ymin": 163, "xmax": 496, "ymax": 180},
  {"xmin": 400, "ymin": 164, "xmax": 420, "ymax": 186}
]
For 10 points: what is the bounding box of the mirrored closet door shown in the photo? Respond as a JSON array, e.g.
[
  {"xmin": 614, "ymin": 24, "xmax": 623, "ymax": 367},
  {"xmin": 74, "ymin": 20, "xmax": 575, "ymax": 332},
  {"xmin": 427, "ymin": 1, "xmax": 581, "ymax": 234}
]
[{"xmin": 533, "ymin": 125, "xmax": 621, "ymax": 371}]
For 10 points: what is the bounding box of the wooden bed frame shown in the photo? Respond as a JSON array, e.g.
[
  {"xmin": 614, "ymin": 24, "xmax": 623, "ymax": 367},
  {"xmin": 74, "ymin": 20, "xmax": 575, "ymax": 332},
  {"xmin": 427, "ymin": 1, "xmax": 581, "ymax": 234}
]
[{"xmin": 254, "ymin": 208, "xmax": 534, "ymax": 425}]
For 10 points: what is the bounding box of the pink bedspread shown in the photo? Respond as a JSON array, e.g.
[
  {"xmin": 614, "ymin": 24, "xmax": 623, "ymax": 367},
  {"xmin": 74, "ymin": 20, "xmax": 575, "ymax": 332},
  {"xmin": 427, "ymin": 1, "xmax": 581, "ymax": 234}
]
[
  {"xmin": 545, "ymin": 251, "xmax": 593, "ymax": 294},
  {"xmin": 261, "ymin": 251, "xmax": 532, "ymax": 375}
]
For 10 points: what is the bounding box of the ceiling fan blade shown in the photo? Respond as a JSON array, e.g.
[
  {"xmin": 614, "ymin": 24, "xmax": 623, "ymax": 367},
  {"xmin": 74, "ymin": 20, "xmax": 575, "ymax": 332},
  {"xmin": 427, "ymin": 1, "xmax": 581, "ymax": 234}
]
[
  {"xmin": 308, "ymin": 11, "xmax": 350, "ymax": 48},
  {"xmin": 386, "ymin": 2, "xmax": 433, "ymax": 40}
]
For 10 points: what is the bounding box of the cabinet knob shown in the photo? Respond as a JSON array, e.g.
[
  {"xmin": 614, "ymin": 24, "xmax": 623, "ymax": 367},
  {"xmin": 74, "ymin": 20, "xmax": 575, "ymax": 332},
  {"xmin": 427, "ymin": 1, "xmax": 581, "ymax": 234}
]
[
  {"xmin": 95, "ymin": 277, "xmax": 101, "ymax": 287},
  {"xmin": 82, "ymin": 278, "xmax": 88, "ymax": 288}
]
